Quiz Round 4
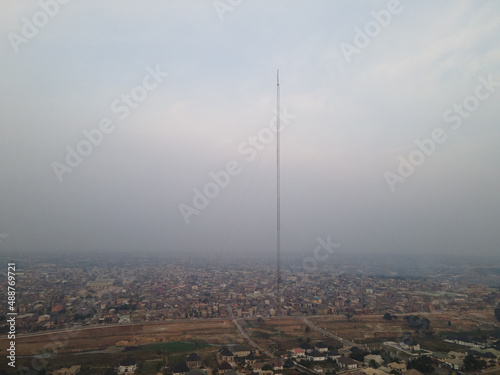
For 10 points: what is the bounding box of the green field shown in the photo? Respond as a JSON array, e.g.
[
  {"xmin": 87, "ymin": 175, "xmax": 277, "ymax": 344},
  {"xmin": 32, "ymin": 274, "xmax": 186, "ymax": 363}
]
[{"xmin": 7, "ymin": 341, "xmax": 210, "ymax": 375}]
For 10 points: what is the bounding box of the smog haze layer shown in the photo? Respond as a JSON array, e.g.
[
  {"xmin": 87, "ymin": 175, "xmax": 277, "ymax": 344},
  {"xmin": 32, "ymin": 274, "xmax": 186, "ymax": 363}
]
[{"xmin": 1, "ymin": 1, "xmax": 500, "ymax": 257}]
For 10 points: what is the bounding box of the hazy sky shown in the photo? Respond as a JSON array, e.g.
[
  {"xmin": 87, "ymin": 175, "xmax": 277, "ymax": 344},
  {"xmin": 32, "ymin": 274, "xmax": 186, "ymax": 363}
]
[{"xmin": 1, "ymin": 1, "xmax": 499, "ymax": 259}]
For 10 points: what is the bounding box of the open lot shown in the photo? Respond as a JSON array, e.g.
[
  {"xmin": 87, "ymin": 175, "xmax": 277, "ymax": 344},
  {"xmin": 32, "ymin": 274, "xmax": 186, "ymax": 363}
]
[
  {"xmin": 5, "ymin": 311, "xmax": 497, "ymax": 356},
  {"xmin": 3, "ymin": 310, "xmax": 498, "ymax": 374},
  {"xmin": 4, "ymin": 320, "xmax": 239, "ymax": 356},
  {"xmin": 309, "ymin": 311, "xmax": 498, "ymax": 345}
]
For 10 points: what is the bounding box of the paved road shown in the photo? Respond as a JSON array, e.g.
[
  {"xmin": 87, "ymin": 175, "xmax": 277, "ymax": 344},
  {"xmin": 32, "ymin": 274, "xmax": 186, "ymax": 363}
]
[
  {"xmin": 232, "ymin": 319, "xmax": 275, "ymax": 359},
  {"xmin": 10, "ymin": 317, "xmax": 234, "ymax": 339},
  {"xmin": 292, "ymin": 361, "xmax": 316, "ymax": 374}
]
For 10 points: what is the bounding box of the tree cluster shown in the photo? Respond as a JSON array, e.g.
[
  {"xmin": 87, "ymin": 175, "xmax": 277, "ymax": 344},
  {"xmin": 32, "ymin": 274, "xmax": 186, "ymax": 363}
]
[
  {"xmin": 349, "ymin": 347, "xmax": 369, "ymax": 362},
  {"xmin": 407, "ymin": 356, "xmax": 434, "ymax": 373},
  {"xmin": 404, "ymin": 315, "xmax": 430, "ymax": 333},
  {"xmin": 383, "ymin": 313, "xmax": 398, "ymax": 321},
  {"xmin": 463, "ymin": 354, "xmax": 486, "ymax": 371}
]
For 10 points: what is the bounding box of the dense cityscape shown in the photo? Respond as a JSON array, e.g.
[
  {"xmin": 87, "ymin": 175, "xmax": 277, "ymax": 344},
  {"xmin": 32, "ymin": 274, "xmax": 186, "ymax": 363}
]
[
  {"xmin": 1, "ymin": 253, "xmax": 499, "ymax": 375},
  {"xmin": 2, "ymin": 254, "xmax": 500, "ymax": 330}
]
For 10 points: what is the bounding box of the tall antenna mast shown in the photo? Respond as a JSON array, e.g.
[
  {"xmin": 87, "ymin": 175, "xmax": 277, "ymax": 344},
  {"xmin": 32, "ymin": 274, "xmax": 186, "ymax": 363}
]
[{"xmin": 276, "ymin": 68, "xmax": 281, "ymax": 351}]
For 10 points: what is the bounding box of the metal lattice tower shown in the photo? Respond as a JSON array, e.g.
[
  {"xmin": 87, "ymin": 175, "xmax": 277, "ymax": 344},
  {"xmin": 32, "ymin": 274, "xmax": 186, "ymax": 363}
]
[
  {"xmin": 276, "ymin": 69, "xmax": 281, "ymax": 307},
  {"xmin": 276, "ymin": 69, "xmax": 282, "ymax": 356}
]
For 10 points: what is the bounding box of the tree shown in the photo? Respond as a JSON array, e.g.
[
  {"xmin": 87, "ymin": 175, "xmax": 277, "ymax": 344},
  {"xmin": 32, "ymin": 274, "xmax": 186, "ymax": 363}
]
[
  {"xmin": 447, "ymin": 320, "xmax": 452, "ymax": 326},
  {"xmin": 408, "ymin": 356, "xmax": 434, "ymax": 373},
  {"xmin": 383, "ymin": 313, "xmax": 392, "ymax": 321},
  {"xmin": 136, "ymin": 360, "xmax": 145, "ymax": 374},
  {"xmin": 262, "ymin": 364, "xmax": 273, "ymax": 371},
  {"xmin": 495, "ymin": 304, "xmax": 500, "ymax": 322},
  {"xmin": 305, "ymin": 326, "xmax": 311, "ymax": 333},
  {"xmin": 349, "ymin": 349, "xmax": 369, "ymax": 362},
  {"xmin": 420, "ymin": 318, "xmax": 430, "ymax": 332},
  {"xmin": 405, "ymin": 315, "xmax": 430, "ymax": 333},
  {"xmin": 463, "ymin": 354, "xmax": 486, "ymax": 371},
  {"xmin": 300, "ymin": 359, "xmax": 313, "ymax": 368}
]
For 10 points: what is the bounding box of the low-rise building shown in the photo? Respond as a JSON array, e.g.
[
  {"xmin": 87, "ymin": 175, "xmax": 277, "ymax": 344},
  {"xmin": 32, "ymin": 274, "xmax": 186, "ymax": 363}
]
[
  {"xmin": 337, "ymin": 357, "xmax": 359, "ymax": 370},
  {"xmin": 117, "ymin": 358, "xmax": 137, "ymax": 375},
  {"xmin": 187, "ymin": 353, "xmax": 202, "ymax": 369},
  {"xmin": 172, "ymin": 363, "xmax": 191, "ymax": 375}
]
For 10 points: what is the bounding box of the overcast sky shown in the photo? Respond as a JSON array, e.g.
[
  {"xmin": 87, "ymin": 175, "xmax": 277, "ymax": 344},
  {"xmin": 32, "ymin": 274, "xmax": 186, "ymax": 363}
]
[{"xmin": 1, "ymin": 0, "xmax": 499, "ymax": 260}]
